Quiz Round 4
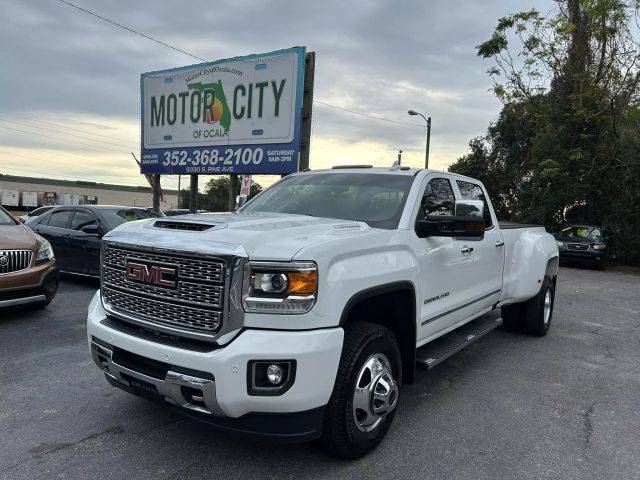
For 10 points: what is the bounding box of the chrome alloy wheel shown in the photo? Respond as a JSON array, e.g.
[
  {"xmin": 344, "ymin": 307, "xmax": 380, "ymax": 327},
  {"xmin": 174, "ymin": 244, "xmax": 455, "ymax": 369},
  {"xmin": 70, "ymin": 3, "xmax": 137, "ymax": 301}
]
[
  {"xmin": 352, "ymin": 353, "xmax": 398, "ymax": 433},
  {"xmin": 543, "ymin": 289, "xmax": 552, "ymax": 325}
]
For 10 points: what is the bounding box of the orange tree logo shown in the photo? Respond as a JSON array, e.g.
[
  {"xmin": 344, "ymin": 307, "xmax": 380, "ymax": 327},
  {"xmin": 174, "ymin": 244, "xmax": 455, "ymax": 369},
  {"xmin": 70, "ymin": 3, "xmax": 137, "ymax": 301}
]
[{"xmin": 187, "ymin": 80, "xmax": 231, "ymax": 132}]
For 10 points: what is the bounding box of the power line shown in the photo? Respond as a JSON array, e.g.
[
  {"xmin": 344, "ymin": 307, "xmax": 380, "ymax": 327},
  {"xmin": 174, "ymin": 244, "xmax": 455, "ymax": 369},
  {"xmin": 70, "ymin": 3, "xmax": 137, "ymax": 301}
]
[
  {"xmin": 56, "ymin": 0, "xmax": 206, "ymax": 62},
  {"xmin": 0, "ymin": 111, "xmax": 138, "ymax": 148},
  {"xmin": 7, "ymin": 150, "xmax": 91, "ymax": 169},
  {"xmin": 54, "ymin": 1, "xmax": 421, "ymax": 129},
  {"xmin": 0, "ymin": 117, "xmax": 137, "ymax": 151},
  {"xmin": 0, "ymin": 125, "xmax": 129, "ymax": 154},
  {"xmin": 315, "ymin": 101, "xmax": 425, "ymax": 127}
]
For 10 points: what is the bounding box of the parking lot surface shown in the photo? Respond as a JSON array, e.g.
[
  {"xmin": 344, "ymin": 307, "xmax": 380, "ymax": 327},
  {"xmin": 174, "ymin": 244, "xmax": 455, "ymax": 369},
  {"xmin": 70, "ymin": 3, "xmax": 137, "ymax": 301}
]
[{"xmin": 1, "ymin": 267, "xmax": 639, "ymax": 479}]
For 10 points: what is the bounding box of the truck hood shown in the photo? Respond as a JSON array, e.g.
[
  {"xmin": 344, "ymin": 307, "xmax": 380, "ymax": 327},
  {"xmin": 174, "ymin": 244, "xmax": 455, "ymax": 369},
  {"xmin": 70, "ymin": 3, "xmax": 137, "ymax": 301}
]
[
  {"xmin": 104, "ymin": 212, "xmax": 376, "ymax": 261},
  {"xmin": 0, "ymin": 224, "xmax": 38, "ymax": 250}
]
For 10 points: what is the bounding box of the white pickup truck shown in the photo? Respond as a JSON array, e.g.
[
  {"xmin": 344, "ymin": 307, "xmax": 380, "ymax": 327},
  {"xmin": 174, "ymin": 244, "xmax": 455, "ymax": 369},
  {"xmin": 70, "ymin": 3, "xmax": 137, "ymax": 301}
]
[{"xmin": 87, "ymin": 166, "xmax": 559, "ymax": 458}]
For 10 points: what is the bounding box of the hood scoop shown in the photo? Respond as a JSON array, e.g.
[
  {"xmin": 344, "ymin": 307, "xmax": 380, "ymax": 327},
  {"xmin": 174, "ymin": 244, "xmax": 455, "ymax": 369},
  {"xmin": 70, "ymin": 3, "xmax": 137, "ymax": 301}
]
[{"xmin": 153, "ymin": 220, "xmax": 217, "ymax": 232}]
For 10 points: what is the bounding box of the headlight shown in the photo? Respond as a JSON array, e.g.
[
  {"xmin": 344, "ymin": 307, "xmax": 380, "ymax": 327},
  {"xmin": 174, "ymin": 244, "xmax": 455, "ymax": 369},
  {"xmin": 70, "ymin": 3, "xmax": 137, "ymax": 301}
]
[
  {"xmin": 36, "ymin": 237, "xmax": 55, "ymax": 263},
  {"xmin": 592, "ymin": 243, "xmax": 606, "ymax": 250},
  {"xmin": 243, "ymin": 261, "xmax": 318, "ymax": 314}
]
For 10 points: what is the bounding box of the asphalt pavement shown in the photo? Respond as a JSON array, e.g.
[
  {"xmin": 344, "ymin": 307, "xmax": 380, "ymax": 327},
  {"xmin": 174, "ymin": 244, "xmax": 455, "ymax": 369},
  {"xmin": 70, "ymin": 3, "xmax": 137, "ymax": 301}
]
[{"xmin": 1, "ymin": 267, "xmax": 639, "ymax": 479}]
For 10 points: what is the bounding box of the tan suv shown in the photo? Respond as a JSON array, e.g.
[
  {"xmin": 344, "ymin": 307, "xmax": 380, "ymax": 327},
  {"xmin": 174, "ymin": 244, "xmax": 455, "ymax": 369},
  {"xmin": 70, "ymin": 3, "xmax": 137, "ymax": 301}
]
[{"xmin": 0, "ymin": 206, "xmax": 59, "ymax": 309}]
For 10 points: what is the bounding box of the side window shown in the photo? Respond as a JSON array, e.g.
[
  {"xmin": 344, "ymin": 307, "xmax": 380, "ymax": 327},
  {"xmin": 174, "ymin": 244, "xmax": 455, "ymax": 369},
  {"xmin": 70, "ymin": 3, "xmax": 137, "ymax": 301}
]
[
  {"xmin": 456, "ymin": 180, "xmax": 493, "ymax": 228},
  {"xmin": 47, "ymin": 210, "xmax": 73, "ymax": 229},
  {"xmin": 70, "ymin": 211, "xmax": 97, "ymax": 231},
  {"xmin": 420, "ymin": 177, "xmax": 455, "ymax": 218}
]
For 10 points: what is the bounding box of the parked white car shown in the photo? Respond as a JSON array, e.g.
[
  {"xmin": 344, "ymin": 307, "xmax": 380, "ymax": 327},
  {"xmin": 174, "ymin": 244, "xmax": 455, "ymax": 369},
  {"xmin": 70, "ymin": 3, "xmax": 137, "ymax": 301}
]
[
  {"xmin": 87, "ymin": 166, "xmax": 558, "ymax": 458},
  {"xmin": 18, "ymin": 205, "xmax": 58, "ymax": 224}
]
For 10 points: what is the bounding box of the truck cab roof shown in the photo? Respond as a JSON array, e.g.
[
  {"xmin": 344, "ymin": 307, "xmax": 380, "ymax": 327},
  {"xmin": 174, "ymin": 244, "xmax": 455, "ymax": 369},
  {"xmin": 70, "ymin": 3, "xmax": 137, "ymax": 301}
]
[{"xmin": 301, "ymin": 166, "xmax": 423, "ymax": 176}]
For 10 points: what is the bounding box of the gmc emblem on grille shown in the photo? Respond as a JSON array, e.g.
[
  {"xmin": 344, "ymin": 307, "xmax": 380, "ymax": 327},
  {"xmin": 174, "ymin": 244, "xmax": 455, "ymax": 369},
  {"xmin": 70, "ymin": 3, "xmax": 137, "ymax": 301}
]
[{"xmin": 124, "ymin": 261, "xmax": 177, "ymax": 289}]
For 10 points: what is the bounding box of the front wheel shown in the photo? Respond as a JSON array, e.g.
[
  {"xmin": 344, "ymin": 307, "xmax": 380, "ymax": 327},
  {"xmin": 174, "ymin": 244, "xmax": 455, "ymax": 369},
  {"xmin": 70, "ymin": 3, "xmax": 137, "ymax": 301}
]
[{"xmin": 321, "ymin": 322, "xmax": 401, "ymax": 459}]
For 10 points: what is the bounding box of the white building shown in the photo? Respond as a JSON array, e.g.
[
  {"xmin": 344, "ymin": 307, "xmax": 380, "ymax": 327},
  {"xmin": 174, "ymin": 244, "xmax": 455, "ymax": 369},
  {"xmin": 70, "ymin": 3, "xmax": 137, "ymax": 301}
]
[{"xmin": 0, "ymin": 174, "xmax": 179, "ymax": 210}]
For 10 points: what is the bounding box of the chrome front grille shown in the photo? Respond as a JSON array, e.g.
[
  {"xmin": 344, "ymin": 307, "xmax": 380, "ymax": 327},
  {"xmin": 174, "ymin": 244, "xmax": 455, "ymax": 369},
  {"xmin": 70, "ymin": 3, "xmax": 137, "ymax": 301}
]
[
  {"xmin": 567, "ymin": 243, "xmax": 589, "ymax": 251},
  {"xmin": 104, "ymin": 246, "xmax": 224, "ymax": 283},
  {"xmin": 101, "ymin": 243, "xmax": 227, "ymax": 337},
  {"xmin": 0, "ymin": 250, "xmax": 32, "ymax": 274}
]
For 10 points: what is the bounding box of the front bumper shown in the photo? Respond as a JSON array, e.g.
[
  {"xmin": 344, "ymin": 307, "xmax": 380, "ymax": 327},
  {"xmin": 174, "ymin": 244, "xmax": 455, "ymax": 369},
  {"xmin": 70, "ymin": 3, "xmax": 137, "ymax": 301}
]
[
  {"xmin": 87, "ymin": 291, "xmax": 344, "ymax": 440},
  {"xmin": 559, "ymin": 250, "xmax": 606, "ymax": 263},
  {"xmin": 0, "ymin": 265, "xmax": 59, "ymax": 308}
]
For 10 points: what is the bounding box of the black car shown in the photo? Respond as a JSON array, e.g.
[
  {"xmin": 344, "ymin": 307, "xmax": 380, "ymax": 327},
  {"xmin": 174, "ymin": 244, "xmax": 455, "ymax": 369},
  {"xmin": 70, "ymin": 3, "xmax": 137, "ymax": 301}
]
[
  {"xmin": 555, "ymin": 224, "xmax": 608, "ymax": 270},
  {"xmin": 30, "ymin": 205, "xmax": 161, "ymax": 277}
]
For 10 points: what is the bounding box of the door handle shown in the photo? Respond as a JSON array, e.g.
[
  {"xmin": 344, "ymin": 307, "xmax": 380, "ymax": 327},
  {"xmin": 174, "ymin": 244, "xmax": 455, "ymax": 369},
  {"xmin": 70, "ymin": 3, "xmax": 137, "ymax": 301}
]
[
  {"xmin": 461, "ymin": 246, "xmax": 473, "ymax": 255},
  {"xmin": 495, "ymin": 241, "xmax": 505, "ymax": 248}
]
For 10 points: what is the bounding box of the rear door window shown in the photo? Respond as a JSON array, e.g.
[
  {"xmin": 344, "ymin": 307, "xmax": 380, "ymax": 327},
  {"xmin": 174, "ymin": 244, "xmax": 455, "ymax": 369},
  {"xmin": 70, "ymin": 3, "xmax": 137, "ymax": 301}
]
[{"xmin": 47, "ymin": 210, "xmax": 73, "ymax": 229}]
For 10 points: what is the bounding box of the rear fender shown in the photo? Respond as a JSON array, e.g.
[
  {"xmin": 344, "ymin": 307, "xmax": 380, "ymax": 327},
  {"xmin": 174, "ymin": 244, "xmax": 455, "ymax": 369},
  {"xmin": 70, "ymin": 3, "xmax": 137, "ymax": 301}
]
[{"xmin": 501, "ymin": 230, "xmax": 559, "ymax": 304}]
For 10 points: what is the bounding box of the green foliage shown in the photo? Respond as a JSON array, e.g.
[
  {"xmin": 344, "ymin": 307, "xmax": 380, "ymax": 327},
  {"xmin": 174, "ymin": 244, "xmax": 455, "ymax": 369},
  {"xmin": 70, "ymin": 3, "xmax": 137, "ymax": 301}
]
[
  {"xmin": 452, "ymin": 0, "xmax": 640, "ymax": 264},
  {"xmin": 178, "ymin": 176, "xmax": 263, "ymax": 212}
]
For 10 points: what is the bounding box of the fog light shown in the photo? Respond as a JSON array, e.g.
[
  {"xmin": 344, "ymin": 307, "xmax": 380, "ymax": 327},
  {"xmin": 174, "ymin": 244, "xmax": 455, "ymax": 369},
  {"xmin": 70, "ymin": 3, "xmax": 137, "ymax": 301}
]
[
  {"xmin": 247, "ymin": 360, "xmax": 297, "ymax": 396},
  {"xmin": 266, "ymin": 364, "xmax": 283, "ymax": 385}
]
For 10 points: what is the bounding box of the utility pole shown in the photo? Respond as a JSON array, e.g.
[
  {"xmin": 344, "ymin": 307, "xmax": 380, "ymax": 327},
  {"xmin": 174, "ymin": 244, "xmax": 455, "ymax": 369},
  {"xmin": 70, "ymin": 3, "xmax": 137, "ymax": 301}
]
[
  {"xmin": 425, "ymin": 116, "xmax": 431, "ymax": 169},
  {"xmin": 408, "ymin": 110, "xmax": 431, "ymax": 168}
]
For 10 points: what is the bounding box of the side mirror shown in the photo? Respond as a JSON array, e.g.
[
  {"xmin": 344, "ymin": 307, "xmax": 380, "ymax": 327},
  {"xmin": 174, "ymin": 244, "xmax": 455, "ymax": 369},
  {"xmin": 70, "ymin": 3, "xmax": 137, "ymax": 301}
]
[
  {"xmin": 416, "ymin": 215, "xmax": 485, "ymax": 239},
  {"xmin": 235, "ymin": 194, "xmax": 248, "ymax": 210},
  {"xmin": 81, "ymin": 224, "xmax": 102, "ymax": 236}
]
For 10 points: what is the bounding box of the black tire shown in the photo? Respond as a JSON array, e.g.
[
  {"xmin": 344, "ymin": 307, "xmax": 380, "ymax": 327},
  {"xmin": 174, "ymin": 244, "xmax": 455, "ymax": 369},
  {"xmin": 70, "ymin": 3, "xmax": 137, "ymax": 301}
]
[
  {"xmin": 501, "ymin": 276, "xmax": 555, "ymax": 336},
  {"xmin": 321, "ymin": 322, "xmax": 402, "ymax": 459}
]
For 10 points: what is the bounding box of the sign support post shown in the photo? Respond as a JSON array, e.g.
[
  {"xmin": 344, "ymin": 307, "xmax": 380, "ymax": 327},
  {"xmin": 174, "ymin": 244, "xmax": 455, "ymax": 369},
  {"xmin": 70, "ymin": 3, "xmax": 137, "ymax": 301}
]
[
  {"xmin": 152, "ymin": 174, "xmax": 161, "ymax": 212},
  {"xmin": 189, "ymin": 174, "xmax": 198, "ymax": 213},
  {"xmin": 228, "ymin": 174, "xmax": 238, "ymax": 211},
  {"xmin": 298, "ymin": 52, "xmax": 315, "ymax": 172}
]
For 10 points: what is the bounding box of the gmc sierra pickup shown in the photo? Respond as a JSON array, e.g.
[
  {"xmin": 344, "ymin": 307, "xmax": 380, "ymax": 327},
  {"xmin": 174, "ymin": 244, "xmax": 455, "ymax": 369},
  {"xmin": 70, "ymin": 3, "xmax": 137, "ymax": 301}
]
[{"xmin": 87, "ymin": 166, "xmax": 559, "ymax": 458}]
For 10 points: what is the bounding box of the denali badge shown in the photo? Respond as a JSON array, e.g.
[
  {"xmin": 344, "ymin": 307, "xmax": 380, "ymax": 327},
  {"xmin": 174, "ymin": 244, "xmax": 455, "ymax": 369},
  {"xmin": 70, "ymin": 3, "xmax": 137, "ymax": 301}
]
[
  {"xmin": 124, "ymin": 260, "xmax": 177, "ymax": 289},
  {"xmin": 424, "ymin": 291, "xmax": 450, "ymax": 304}
]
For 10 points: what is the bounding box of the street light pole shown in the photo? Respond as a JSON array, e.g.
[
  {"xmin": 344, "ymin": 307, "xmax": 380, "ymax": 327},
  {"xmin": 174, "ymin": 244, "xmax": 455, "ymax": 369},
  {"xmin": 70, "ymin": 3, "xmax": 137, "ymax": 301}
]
[{"xmin": 408, "ymin": 110, "xmax": 431, "ymax": 169}]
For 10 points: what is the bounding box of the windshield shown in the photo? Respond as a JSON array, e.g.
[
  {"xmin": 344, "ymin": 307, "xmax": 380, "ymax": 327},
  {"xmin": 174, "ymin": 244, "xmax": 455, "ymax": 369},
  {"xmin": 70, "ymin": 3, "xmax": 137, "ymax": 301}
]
[
  {"xmin": 240, "ymin": 172, "xmax": 414, "ymax": 229},
  {"xmin": 0, "ymin": 208, "xmax": 17, "ymax": 225},
  {"xmin": 100, "ymin": 208, "xmax": 159, "ymax": 229},
  {"xmin": 560, "ymin": 226, "xmax": 603, "ymax": 241}
]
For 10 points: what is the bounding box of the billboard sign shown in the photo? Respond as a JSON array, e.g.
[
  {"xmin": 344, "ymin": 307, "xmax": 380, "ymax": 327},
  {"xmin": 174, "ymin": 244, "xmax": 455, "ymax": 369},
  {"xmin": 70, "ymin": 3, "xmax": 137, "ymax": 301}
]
[{"xmin": 140, "ymin": 47, "xmax": 306, "ymax": 175}]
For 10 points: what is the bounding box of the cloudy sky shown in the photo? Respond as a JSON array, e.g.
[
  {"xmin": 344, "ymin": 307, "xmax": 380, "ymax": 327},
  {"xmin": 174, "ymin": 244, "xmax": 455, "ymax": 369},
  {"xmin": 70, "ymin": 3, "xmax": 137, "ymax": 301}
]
[{"xmin": 0, "ymin": 0, "xmax": 553, "ymax": 191}]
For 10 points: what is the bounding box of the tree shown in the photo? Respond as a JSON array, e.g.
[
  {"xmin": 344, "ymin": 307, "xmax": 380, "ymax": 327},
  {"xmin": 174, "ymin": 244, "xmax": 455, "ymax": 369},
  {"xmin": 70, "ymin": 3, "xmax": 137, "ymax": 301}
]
[
  {"xmin": 178, "ymin": 176, "xmax": 263, "ymax": 211},
  {"xmin": 450, "ymin": 0, "xmax": 640, "ymax": 264}
]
